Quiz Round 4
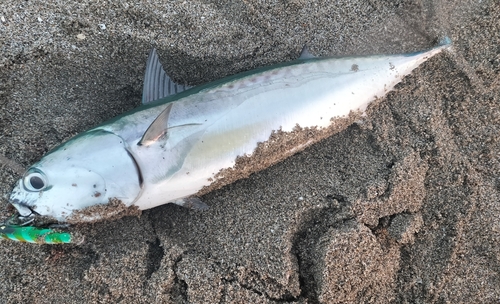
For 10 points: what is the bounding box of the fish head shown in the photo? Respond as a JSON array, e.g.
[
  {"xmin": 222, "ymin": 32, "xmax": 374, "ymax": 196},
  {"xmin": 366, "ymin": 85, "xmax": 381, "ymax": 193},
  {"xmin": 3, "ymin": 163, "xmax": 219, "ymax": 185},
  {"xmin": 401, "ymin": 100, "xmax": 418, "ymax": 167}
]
[{"xmin": 9, "ymin": 129, "xmax": 142, "ymax": 222}]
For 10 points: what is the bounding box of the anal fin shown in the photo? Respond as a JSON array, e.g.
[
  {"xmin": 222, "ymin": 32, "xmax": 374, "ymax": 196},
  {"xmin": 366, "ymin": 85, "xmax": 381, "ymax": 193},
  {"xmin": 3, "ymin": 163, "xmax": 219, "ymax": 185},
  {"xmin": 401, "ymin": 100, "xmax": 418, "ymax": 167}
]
[{"xmin": 173, "ymin": 197, "xmax": 209, "ymax": 211}]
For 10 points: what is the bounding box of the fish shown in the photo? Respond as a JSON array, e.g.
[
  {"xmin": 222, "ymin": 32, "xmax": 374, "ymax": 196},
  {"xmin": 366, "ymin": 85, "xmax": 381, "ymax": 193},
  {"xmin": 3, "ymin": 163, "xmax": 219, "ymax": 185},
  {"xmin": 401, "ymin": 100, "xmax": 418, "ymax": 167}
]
[{"xmin": 8, "ymin": 38, "xmax": 451, "ymax": 225}]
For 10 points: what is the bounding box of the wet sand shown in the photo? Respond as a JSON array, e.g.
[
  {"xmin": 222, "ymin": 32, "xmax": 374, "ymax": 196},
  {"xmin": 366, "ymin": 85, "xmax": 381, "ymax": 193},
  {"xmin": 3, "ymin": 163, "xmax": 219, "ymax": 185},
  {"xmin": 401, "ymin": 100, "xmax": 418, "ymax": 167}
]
[{"xmin": 1, "ymin": 0, "xmax": 499, "ymax": 303}]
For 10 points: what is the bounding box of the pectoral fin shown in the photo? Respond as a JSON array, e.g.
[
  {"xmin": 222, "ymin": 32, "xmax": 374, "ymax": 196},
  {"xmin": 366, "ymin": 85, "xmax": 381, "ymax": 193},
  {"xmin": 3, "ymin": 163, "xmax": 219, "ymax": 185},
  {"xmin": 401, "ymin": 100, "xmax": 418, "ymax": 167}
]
[
  {"xmin": 142, "ymin": 48, "xmax": 192, "ymax": 104},
  {"xmin": 138, "ymin": 103, "xmax": 203, "ymax": 146},
  {"xmin": 138, "ymin": 103, "xmax": 173, "ymax": 146}
]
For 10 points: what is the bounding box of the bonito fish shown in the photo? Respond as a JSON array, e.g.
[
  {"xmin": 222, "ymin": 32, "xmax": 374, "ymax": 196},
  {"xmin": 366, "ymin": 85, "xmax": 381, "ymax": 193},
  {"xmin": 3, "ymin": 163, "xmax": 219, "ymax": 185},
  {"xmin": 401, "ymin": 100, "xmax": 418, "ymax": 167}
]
[{"xmin": 8, "ymin": 38, "xmax": 451, "ymax": 224}]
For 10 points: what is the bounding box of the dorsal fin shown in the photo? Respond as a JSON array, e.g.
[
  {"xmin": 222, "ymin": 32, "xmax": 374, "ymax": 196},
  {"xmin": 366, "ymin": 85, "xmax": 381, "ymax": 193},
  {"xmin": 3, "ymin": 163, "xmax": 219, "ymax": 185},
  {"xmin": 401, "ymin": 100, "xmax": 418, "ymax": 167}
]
[
  {"xmin": 299, "ymin": 45, "xmax": 316, "ymax": 59},
  {"xmin": 142, "ymin": 49, "xmax": 192, "ymax": 104},
  {"xmin": 138, "ymin": 103, "xmax": 173, "ymax": 146}
]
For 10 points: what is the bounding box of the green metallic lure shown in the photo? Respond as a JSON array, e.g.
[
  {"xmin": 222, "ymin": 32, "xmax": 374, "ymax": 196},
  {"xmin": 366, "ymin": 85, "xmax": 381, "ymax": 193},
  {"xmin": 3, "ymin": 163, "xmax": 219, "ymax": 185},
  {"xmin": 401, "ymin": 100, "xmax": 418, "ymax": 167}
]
[{"xmin": 0, "ymin": 225, "xmax": 71, "ymax": 244}]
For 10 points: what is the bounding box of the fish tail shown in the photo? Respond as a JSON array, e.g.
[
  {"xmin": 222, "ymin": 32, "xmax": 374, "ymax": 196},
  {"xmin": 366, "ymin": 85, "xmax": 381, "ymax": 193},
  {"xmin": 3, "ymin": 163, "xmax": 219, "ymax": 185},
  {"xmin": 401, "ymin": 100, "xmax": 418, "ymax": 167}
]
[{"xmin": 438, "ymin": 36, "xmax": 452, "ymax": 47}]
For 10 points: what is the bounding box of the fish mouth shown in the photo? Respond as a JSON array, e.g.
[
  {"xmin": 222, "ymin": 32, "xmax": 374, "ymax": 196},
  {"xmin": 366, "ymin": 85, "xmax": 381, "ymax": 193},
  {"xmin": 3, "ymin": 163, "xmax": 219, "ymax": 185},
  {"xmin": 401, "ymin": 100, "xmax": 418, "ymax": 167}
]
[
  {"xmin": 10, "ymin": 198, "xmax": 40, "ymax": 218},
  {"xmin": 8, "ymin": 199, "xmax": 61, "ymax": 227}
]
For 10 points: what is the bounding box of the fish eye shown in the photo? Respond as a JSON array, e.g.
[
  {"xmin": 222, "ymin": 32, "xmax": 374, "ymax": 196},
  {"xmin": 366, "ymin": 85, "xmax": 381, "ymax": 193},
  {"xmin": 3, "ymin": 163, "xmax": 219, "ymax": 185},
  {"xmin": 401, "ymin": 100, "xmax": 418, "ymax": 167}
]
[{"xmin": 23, "ymin": 171, "xmax": 48, "ymax": 192}]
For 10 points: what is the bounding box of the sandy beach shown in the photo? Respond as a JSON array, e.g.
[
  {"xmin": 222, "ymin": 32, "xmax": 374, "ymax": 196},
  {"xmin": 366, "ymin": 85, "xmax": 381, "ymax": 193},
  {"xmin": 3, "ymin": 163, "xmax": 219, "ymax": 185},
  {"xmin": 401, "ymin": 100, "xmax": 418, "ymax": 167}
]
[{"xmin": 1, "ymin": 0, "xmax": 499, "ymax": 303}]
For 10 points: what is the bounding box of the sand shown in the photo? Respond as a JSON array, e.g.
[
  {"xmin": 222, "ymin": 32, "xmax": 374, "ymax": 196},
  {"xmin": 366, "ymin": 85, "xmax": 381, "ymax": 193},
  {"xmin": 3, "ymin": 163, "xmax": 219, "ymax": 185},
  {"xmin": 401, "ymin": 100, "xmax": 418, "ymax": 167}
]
[{"xmin": 1, "ymin": 0, "xmax": 499, "ymax": 303}]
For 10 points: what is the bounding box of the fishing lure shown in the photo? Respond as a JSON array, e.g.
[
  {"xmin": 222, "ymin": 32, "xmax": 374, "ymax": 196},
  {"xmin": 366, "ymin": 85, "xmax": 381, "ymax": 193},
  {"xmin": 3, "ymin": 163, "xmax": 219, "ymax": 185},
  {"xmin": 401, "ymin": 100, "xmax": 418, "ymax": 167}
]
[
  {"xmin": 0, "ymin": 215, "xmax": 72, "ymax": 244},
  {"xmin": 0, "ymin": 225, "xmax": 71, "ymax": 244},
  {"xmin": 8, "ymin": 38, "xmax": 452, "ymax": 226}
]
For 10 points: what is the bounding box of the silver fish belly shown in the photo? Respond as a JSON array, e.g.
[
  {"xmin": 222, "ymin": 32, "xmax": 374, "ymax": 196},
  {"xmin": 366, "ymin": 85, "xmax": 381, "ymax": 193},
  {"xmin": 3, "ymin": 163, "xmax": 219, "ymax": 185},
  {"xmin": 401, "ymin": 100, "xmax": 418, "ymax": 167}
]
[{"xmin": 9, "ymin": 39, "xmax": 451, "ymax": 223}]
